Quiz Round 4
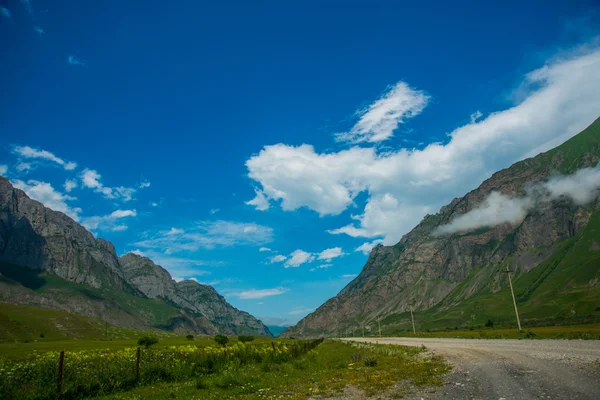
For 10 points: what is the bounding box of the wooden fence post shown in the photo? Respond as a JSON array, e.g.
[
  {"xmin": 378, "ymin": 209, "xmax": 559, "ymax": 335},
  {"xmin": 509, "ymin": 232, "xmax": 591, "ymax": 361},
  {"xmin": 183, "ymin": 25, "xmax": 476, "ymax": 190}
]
[
  {"xmin": 271, "ymin": 342, "xmax": 276, "ymax": 351},
  {"xmin": 136, "ymin": 347, "xmax": 141, "ymax": 384},
  {"xmin": 56, "ymin": 351, "xmax": 65, "ymax": 400}
]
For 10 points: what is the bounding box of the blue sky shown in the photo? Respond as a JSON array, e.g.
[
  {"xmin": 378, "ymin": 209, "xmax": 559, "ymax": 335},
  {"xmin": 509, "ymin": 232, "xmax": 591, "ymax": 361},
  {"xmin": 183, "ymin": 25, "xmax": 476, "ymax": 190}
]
[{"xmin": 1, "ymin": 0, "xmax": 600, "ymax": 326}]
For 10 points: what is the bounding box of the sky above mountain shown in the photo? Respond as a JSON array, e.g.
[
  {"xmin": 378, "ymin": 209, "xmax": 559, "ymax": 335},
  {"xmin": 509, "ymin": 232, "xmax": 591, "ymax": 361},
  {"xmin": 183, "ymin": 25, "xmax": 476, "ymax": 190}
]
[{"xmin": 1, "ymin": 0, "xmax": 600, "ymax": 326}]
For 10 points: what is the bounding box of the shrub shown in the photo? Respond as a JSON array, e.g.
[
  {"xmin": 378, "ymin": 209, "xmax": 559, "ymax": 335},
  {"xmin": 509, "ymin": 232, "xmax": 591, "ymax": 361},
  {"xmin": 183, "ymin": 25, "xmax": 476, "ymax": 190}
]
[
  {"xmin": 524, "ymin": 330, "xmax": 537, "ymax": 339},
  {"xmin": 485, "ymin": 319, "xmax": 494, "ymax": 328},
  {"xmin": 214, "ymin": 334, "xmax": 229, "ymax": 347},
  {"xmin": 39, "ymin": 333, "xmax": 45, "ymax": 338},
  {"xmin": 137, "ymin": 335, "xmax": 159, "ymax": 349},
  {"xmin": 364, "ymin": 357, "xmax": 378, "ymax": 367},
  {"xmin": 238, "ymin": 335, "xmax": 254, "ymax": 343},
  {"xmin": 186, "ymin": 334, "xmax": 194, "ymax": 341}
]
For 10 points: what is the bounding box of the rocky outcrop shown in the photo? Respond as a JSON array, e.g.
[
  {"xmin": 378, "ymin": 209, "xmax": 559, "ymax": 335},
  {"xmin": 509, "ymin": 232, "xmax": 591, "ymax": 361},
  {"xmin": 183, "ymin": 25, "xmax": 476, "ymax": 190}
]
[
  {"xmin": 0, "ymin": 178, "xmax": 271, "ymax": 336},
  {"xmin": 120, "ymin": 253, "xmax": 272, "ymax": 336},
  {"xmin": 283, "ymin": 117, "xmax": 600, "ymax": 337}
]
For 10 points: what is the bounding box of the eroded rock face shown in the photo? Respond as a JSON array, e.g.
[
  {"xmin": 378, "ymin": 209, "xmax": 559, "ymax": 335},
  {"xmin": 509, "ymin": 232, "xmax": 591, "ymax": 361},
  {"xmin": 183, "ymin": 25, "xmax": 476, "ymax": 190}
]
[
  {"xmin": 0, "ymin": 177, "xmax": 271, "ymax": 336},
  {"xmin": 283, "ymin": 118, "xmax": 600, "ymax": 338}
]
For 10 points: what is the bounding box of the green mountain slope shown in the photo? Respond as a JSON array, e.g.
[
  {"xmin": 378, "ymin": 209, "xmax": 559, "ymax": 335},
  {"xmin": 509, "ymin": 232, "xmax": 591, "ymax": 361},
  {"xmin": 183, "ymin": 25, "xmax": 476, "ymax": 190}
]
[{"xmin": 283, "ymin": 117, "xmax": 600, "ymax": 337}]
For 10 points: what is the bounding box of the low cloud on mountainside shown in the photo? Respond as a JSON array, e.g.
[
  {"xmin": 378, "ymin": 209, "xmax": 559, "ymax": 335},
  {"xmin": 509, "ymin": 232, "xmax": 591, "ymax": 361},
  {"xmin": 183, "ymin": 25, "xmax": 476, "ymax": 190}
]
[{"xmin": 434, "ymin": 165, "xmax": 600, "ymax": 235}]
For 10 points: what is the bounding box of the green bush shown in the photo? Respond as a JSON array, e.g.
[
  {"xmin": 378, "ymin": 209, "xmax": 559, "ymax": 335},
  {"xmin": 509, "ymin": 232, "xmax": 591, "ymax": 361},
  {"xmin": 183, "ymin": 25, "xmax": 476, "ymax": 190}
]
[
  {"xmin": 214, "ymin": 334, "xmax": 229, "ymax": 347},
  {"xmin": 524, "ymin": 330, "xmax": 537, "ymax": 339},
  {"xmin": 238, "ymin": 335, "xmax": 254, "ymax": 343},
  {"xmin": 364, "ymin": 357, "xmax": 378, "ymax": 367},
  {"xmin": 186, "ymin": 334, "xmax": 194, "ymax": 340},
  {"xmin": 137, "ymin": 335, "xmax": 159, "ymax": 349},
  {"xmin": 485, "ymin": 319, "xmax": 494, "ymax": 328}
]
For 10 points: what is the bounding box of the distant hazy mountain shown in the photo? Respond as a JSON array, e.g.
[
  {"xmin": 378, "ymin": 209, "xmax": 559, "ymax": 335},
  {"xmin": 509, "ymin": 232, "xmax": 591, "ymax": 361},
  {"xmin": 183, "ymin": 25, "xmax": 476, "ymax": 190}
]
[
  {"xmin": 0, "ymin": 179, "xmax": 272, "ymax": 337},
  {"xmin": 283, "ymin": 117, "xmax": 600, "ymax": 337},
  {"xmin": 266, "ymin": 325, "xmax": 289, "ymax": 337}
]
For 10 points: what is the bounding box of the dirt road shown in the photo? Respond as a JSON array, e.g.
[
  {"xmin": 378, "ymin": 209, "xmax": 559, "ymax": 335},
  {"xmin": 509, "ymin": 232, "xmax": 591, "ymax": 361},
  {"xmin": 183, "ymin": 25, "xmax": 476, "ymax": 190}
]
[{"xmin": 343, "ymin": 337, "xmax": 600, "ymax": 399}]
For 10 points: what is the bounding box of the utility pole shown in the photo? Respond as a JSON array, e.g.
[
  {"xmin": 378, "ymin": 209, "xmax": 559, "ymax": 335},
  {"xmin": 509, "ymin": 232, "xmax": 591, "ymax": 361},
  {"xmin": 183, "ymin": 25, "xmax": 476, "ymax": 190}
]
[
  {"xmin": 409, "ymin": 303, "xmax": 416, "ymax": 335},
  {"xmin": 377, "ymin": 316, "xmax": 382, "ymax": 337},
  {"xmin": 362, "ymin": 325, "xmax": 365, "ymax": 337},
  {"xmin": 500, "ymin": 264, "xmax": 522, "ymax": 332}
]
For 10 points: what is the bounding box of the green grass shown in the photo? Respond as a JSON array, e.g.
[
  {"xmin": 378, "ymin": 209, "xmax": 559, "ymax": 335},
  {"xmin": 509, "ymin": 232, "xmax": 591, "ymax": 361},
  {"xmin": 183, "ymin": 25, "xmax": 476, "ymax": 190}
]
[{"xmin": 91, "ymin": 340, "xmax": 449, "ymax": 400}]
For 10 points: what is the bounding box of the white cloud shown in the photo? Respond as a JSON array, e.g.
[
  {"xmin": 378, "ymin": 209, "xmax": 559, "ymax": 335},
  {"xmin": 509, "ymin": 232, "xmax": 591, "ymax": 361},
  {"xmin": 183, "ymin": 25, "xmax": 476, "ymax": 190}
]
[
  {"xmin": 150, "ymin": 202, "xmax": 159, "ymax": 207},
  {"xmin": 268, "ymin": 254, "xmax": 287, "ymax": 264},
  {"xmin": 234, "ymin": 287, "xmax": 289, "ymax": 300},
  {"xmin": 68, "ymin": 55, "xmax": 86, "ymax": 67},
  {"xmin": 12, "ymin": 180, "xmax": 82, "ymax": 221},
  {"xmin": 12, "ymin": 146, "xmax": 77, "ymax": 171},
  {"xmin": 166, "ymin": 227, "xmax": 184, "ymax": 235},
  {"xmin": 133, "ymin": 220, "xmax": 274, "ymax": 253},
  {"xmin": 335, "ymin": 82, "xmax": 429, "ymax": 144},
  {"xmin": 310, "ymin": 264, "xmax": 332, "ymax": 271},
  {"xmin": 317, "ymin": 247, "xmax": 345, "ymax": 261},
  {"xmin": 469, "ymin": 110, "xmax": 483, "ymax": 123},
  {"xmin": 81, "ymin": 209, "xmax": 137, "ymax": 232},
  {"xmin": 340, "ymin": 274, "xmax": 357, "ymax": 279},
  {"xmin": 284, "ymin": 249, "xmax": 315, "ymax": 268},
  {"xmin": 246, "ymin": 189, "xmax": 270, "ymax": 211},
  {"xmin": 246, "ymin": 46, "xmax": 600, "ymax": 244},
  {"xmin": 15, "ymin": 162, "xmax": 33, "ymax": 172},
  {"xmin": 210, "ymin": 208, "xmax": 220, "ymax": 215},
  {"xmin": 0, "ymin": 165, "xmax": 8, "ymax": 175},
  {"xmin": 139, "ymin": 180, "xmax": 151, "ymax": 188},
  {"xmin": 0, "ymin": 7, "xmax": 11, "ymax": 19},
  {"xmin": 64, "ymin": 179, "xmax": 77, "ymax": 193},
  {"xmin": 355, "ymin": 239, "xmax": 384, "ymax": 255},
  {"xmin": 289, "ymin": 307, "xmax": 314, "ymax": 315},
  {"xmin": 435, "ymin": 165, "xmax": 600, "ymax": 235},
  {"xmin": 80, "ymin": 168, "xmax": 145, "ymax": 201},
  {"xmin": 129, "ymin": 249, "xmax": 146, "ymax": 257},
  {"xmin": 259, "ymin": 247, "xmax": 272, "ymax": 252}
]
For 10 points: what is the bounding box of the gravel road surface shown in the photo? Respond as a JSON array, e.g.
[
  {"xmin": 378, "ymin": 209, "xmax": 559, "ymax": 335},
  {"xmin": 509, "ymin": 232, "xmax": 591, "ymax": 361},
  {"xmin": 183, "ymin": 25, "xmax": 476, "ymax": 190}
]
[{"xmin": 343, "ymin": 337, "xmax": 600, "ymax": 400}]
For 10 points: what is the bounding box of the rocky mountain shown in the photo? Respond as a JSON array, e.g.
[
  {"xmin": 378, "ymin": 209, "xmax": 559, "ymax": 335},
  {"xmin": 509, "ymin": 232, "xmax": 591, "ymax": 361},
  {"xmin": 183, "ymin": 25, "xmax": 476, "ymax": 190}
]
[
  {"xmin": 283, "ymin": 117, "xmax": 600, "ymax": 338},
  {"xmin": 0, "ymin": 177, "xmax": 271, "ymax": 336}
]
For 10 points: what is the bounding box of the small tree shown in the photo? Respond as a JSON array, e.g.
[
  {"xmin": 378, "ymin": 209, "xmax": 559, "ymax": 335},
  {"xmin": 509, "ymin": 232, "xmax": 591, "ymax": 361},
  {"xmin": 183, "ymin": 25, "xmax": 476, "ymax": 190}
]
[
  {"xmin": 186, "ymin": 334, "xmax": 194, "ymax": 341},
  {"xmin": 214, "ymin": 334, "xmax": 229, "ymax": 347},
  {"xmin": 138, "ymin": 335, "xmax": 159, "ymax": 349},
  {"xmin": 485, "ymin": 319, "xmax": 494, "ymax": 328},
  {"xmin": 238, "ymin": 335, "xmax": 254, "ymax": 343}
]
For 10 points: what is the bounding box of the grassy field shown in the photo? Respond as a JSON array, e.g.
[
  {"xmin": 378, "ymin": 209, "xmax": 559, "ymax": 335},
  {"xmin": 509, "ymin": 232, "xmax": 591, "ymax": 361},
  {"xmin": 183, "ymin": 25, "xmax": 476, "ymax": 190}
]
[
  {"xmin": 92, "ymin": 340, "xmax": 449, "ymax": 400},
  {"xmin": 0, "ymin": 338, "xmax": 450, "ymax": 400}
]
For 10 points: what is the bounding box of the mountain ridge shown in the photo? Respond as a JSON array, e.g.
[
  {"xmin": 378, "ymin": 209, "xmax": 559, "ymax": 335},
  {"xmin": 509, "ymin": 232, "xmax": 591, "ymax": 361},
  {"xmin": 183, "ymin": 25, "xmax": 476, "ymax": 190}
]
[
  {"xmin": 0, "ymin": 177, "xmax": 271, "ymax": 337},
  {"xmin": 282, "ymin": 116, "xmax": 600, "ymax": 337}
]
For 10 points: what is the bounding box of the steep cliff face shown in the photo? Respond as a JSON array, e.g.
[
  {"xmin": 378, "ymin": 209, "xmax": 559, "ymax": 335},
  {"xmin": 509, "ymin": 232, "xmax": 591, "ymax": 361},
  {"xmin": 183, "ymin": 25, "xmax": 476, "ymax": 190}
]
[
  {"xmin": 0, "ymin": 179, "xmax": 271, "ymax": 336},
  {"xmin": 120, "ymin": 253, "xmax": 272, "ymax": 336},
  {"xmin": 283, "ymin": 118, "xmax": 600, "ymax": 337},
  {"xmin": 0, "ymin": 177, "xmax": 134, "ymax": 293}
]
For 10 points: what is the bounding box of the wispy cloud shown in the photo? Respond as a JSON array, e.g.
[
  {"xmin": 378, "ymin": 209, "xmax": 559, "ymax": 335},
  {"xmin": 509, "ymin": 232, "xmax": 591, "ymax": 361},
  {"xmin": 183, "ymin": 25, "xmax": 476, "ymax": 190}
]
[
  {"xmin": 354, "ymin": 239, "xmax": 383, "ymax": 255},
  {"xmin": 0, "ymin": 165, "xmax": 7, "ymax": 175},
  {"xmin": 133, "ymin": 220, "xmax": 274, "ymax": 253},
  {"xmin": 232, "ymin": 287, "xmax": 289, "ymax": 300},
  {"xmin": 435, "ymin": 165, "xmax": 600, "ymax": 235},
  {"xmin": 284, "ymin": 249, "xmax": 315, "ymax": 268},
  {"xmin": 68, "ymin": 55, "xmax": 86, "ymax": 67},
  {"xmin": 80, "ymin": 168, "xmax": 147, "ymax": 201},
  {"xmin": 210, "ymin": 208, "xmax": 220, "ymax": 215},
  {"xmin": 20, "ymin": 0, "xmax": 32, "ymax": 14},
  {"xmin": 317, "ymin": 247, "xmax": 345, "ymax": 261},
  {"xmin": 335, "ymin": 81, "xmax": 429, "ymax": 144},
  {"xmin": 259, "ymin": 247, "xmax": 272, "ymax": 252},
  {"xmin": 289, "ymin": 307, "xmax": 314, "ymax": 315},
  {"xmin": 0, "ymin": 7, "xmax": 11, "ymax": 19},
  {"xmin": 12, "ymin": 145, "xmax": 77, "ymax": 171},
  {"xmin": 81, "ymin": 209, "xmax": 137, "ymax": 232},
  {"xmin": 268, "ymin": 254, "xmax": 287, "ymax": 264},
  {"xmin": 340, "ymin": 274, "xmax": 357, "ymax": 279},
  {"xmin": 12, "ymin": 180, "xmax": 82, "ymax": 221},
  {"xmin": 64, "ymin": 179, "xmax": 77, "ymax": 193},
  {"xmin": 34, "ymin": 26, "xmax": 44, "ymax": 35}
]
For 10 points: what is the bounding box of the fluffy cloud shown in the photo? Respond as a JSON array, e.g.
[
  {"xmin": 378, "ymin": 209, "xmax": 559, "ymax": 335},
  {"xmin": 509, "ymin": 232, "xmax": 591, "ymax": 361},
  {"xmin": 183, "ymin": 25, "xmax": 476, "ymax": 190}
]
[
  {"xmin": 0, "ymin": 165, "xmax": 7, "ymax": 175},
  {"xmin": 12, "ymin": 146, "xmax": 77, "ymax": 171},
  {"xmin": 133, "ymin": 220, "xmax": 274, "ymax": 253},
  {"xmin": 355, "ymin": 239, "xmax": 384, "ymax": 255},
  {"xmin": 234, "ymin": 288, "xmax": 289, "ymax": 300},
  {"xmin": 246, "ymin": 189, "xmax": 270, "ymax": 211},
  {"xmin": 81, "ymin": 209, "xmax": 137, "ymax": 232},
  {"xmin": 335, "ymin": 81, "xmax": 429, "ymax": 144},
  {"xmin": 317, "ymin": 247, "xmax": 345, "ymax": 261},
  {"xmin": 284, "ymin": 249, "xmax": 315, "ymax": 268},
  {"xmin": 435, "ymin": 165, "xmax": 600, "ymax": 235},
  {"xmin": 64, "ymin": 179, "xmax": 77, "ymax": 193},
  {"xmin": 268, "ymin": 254, "xmax": 287, "ymax": 264},
  {"xmin": 259, "ymin": 247, "xmax": 272, "ymax": 252},
  {"xmin": 80, "ymin": 168, "xmax": 146, "ymax": 201},
  {"xmin": 246, "ymin": 47, "xmax": 600, "ymax": 244},
  {"xmin": 12, "ymin": 180, "xmax": 82, "ymax": 221}
]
